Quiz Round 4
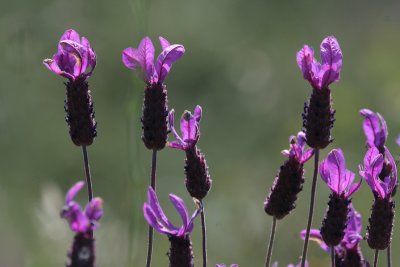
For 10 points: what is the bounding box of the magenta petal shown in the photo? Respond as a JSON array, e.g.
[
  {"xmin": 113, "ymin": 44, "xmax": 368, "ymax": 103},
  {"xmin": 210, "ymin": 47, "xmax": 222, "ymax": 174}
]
[
  {"xmin": 300, "ymin": 229, "xmax": 330, "ymax": 252},
  {"xmin": 147, "ymin": 187, "xmax": 178, "ymax": 230},
  {"xmin": 155, "ymin": 44, "xmax": 185, "ymax": 84},
  {"xmin": 385, "ymin": 147, "xmax": 397, "ymax": 193},
  {"xmin": 60, "ymin": 29, "xmax": 80, "ymax": 42},
  {"xmin": 296, "ymin": 45, "xmax": 317, "ymax": 85},
  {"xmin": 85, "ymin": 197, "xmax": 103, "ymax": 221},
  {"xmin": 346, "ymin": 178, "xmax": 362, "ymax": 198},
  {"xmin": 159, "ymin": 36, "xmax": 171, "ymax": 50},
  {"xmin": 186, "ymin": 206, "xmax": 202, "ymax": 233},
  {"xmin": 320, "ymin": 36, "xmax": 342, "ymax": 87},
  {"xmin": 122, "ymin": 47, "xmax": 141, "ymax": 70},
  {"xmin": 168, "ymin": 194, "xmax": 190, "ymax": 234},
  {"xmin": 65, "ymin": 181, "xmax": 85, "ymax": 204},
  {"xmin": 194, "ymin": 105, "xmax": 202, "ymax": 123},
  {"xmin": 143, "ymin": 203, "xmax": 175, "ymax": 236},
  {"xmin": 168, "ymin": 141, "xmax": 185, "ymax": 150},
  {"xmin": 59, "ymin": 40, "xmax": 84, "ymax": 77},
  {"xmin": 180, "ymin": 111, "xmax": 197, "ymax": 141},
  {"xmin": 301, "ymin": 148, "xmax": 314, "ymax": 163},
  {"xmin": 360, "ymin": 109, "xmax": 382, "ymax": 148},
  {"xmin": 138, "ymin": 37, "xmax": 155, "ymax": 82}
]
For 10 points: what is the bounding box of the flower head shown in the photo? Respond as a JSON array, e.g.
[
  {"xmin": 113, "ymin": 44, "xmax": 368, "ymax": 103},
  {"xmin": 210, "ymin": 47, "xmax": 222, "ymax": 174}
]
[
  {"xmin": 296, "ymin": 36, "xmax": 342, "ymax": 90},
  {"xmin": 61, "ymin": 181, "xmax": 103, "ymax": 233},
  {"xmin": 122, "ymin": 36, "xmax": 185, "ymax": 84},
  {"xmin": 143, "ymin": 187, "xmax": 201, "ymax": 238},
  {"xmin": 281, "ymin": 131, "xmax": 314, "ymax": 164},
  {"xmin": 319, "ymin": 149, "xmax": 361, "ymax": 197},
  {"xmin": 360, "ymin": 109, "xmax": 388, "ymax": 150},
  {"xmin": 359, "ymin": 146, "xmax": 397, "ymax": 199},
  {"xmin": 301, "ymin": 204, "xmax": 362, "ymax": 251},
  {"xmin": 168, "ymin": 105, "xmax": 202, "ymax": 151},
  {"xmin": 43, "ymin": 29, "xmax": 96, "ymax": 81}
]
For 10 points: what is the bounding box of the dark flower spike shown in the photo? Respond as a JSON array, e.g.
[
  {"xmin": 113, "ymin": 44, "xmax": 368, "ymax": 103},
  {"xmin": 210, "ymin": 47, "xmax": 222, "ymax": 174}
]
[
  {"xmin": 122, "ymin": 36, "xmax": 185, "ymax": 85},
  {"xmin": 301, "ymin": 204, "xmax": 369, "ymax": 267},
  {"xmin": 272, "ymin": 260, "xmax": 307, "ymax": 267},
  {"xmin": 143, "ymin": 187, "xmax": 201, "ymax": 237},
  {"xmin": 360, "ymin": 109, "xmax": 388, "ymax": 152},
  {"xmin": 296, "ymin": 36, "xmax": 342, "ymax": 90},
  {"xmin": 168, "ymin": 105, "xmax": 202, "ymax": 151},
  {"xmin": 264, "ymin": 132, "xmax": 313, "ymax": 219},
  {"xmin": 44, "ymin": 29, "xmax": 96, "ymax": 81},
  {"xmin": 320, "ymin": 149, "xmax": 362, "ymax": 198},
  {"xmin": 61, "ymin": 181, "xmax": 104, "ymax": 267},
  {"xmin": 359, "ymin": 147, "xmax": 397, "ymax": 199}
]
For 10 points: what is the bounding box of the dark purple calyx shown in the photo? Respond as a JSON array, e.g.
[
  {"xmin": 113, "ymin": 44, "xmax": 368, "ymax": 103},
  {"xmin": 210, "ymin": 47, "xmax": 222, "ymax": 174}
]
[
  {"xmin": 184, "ymin": 146, "xmax": 212, "ymax": 200},
  {"xmin": 168, "ymin": 235, "xmax": 194, "ymax": 267},
  {"xmin": 302, "ymin": 87, "xmax": 335, "ymax": 149},
  {"xmin": 67, "ymin": 232, "xmax": 95, "ymax": 267},
  {"xmin": 141, "ymin": 83, "xmax": 168, "ymax": 150},
  {"xmin": 320, "ymin": 193, "xmax": 350, "ymax": 247},
  {"xmin": 65, "ymin": 78, "xmax": 97, "ymax": 146},
  {"xmin": 264, "ymin": 157, "xmax": 304, "ymax": 219},
  {"xmin": 366, "ymin": 197, "xmax": 395, "ymax": 250}
]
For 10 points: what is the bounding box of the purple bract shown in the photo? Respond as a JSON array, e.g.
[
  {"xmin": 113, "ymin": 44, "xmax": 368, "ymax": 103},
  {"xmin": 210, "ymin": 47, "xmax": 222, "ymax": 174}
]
[
  {"xmin": 281, "ymin": 131, "xmax": 314, "ymax": 164},
  {"xmin": 168, "ymin": 105, "xmax": 202, "ymax": 151},
  {"xmin": 43, "ymin": 29, "xmax": 96, "ymax": 81},
  {"xmin": 360, "ymin": 109, "xmax": 388, "ymax": 150},
  {"xmin": 319, "ymin": 149, "xmax": 361, "ymax": 197},
  {"xmin": 61, "ymin": 181, "xmax": 103, "ymax": 233},
  {"xmin": 296, "ymin": 36, "xmax": 342, "ymax": 90},
  {"xmin": 216, "ymin": 264, "xmax": 239, "ymax": 267},
  {"xmin": 272, "ymin": 260, "xmax": 307, "ymax": 267},
  {"xmin": 359, "ymin": 146, "xmax": 397, "ymax": 199},
  {"xmin": 143, "ymin": 187, "xmax": 201, "ymax": 237},
  {"xmin": 300, "ymin": 204, "xmax": 362, "ymax": 252},
  {"xmin": 122, "ymin": 36, "xmax": 185, "ymax": 84}
]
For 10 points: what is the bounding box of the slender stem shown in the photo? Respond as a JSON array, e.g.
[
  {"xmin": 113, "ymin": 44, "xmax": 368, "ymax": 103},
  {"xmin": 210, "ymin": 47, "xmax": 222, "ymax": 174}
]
[
  {"xmin": 300, "ymin": 149, "xmax": 320, "ymax": 267},
  {"xmin": 387, "ymin": 245, "xmax": 392, "ymax": 267},
  {"xmin": 264, "ymin": 217, "xmax": 277, "ymax": 267},
  {"xmin": 146, "ymin": 150, "xmax": 157, "ymax": 267},
  {"xmin": 373, "ymin": 250, "xmax": 379, "ymax": 267},
  {"xmin": 331, "ymin": 247, "xmax": 335, "ymax": 267},
  {"xmin": 82, "ymin": 146, "xmax": 93, "ymax": 201},
  {"xmin": 200, "ymin": 200, "xmax": 207, "ymax": 267}
]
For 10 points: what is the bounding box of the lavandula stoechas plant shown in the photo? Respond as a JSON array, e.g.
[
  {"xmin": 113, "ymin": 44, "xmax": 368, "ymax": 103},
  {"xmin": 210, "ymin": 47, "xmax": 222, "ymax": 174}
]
[
  {"xmin": 122, "ymin": 36, "xmax": 185, "ymax": 267},
  {"xmin": 319, "ymin": 149, "xmax": 361, "ymax": 266},
  {"xmin": 61, "ymin": 181, "xmax": 103, "ymax": 267},
  {"xmin": 297, "ymin": 36, "xmax": 342, "ymax": 267},
  {"xmin": 43, "ymin": 29, "xmax": 97, "ymax": 203},
  {"xmin": 301, "ymin": 204, "xmax": 369, "ymax": 267},
  {"xmin": 169, "ymin": 105, "xmax": 211, "ymax": 267},
  {"xmin": 143, "ymin": 187, "xmax": 201, "ymax": 267},
  {"xmin": 359, "ymin": 147, "xmax": 397, "ymax": 267},
  {"xmin": 263, "ymin": 132, "xmax": 314, "ymax": 267}
]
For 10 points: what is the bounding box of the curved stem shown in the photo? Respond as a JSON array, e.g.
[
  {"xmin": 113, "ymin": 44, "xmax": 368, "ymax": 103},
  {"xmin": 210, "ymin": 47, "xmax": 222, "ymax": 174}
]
[
  {"xmin": 373, "ymin": 250, "xmax": 379, "ymax": 267},
  {"xmin": 264, "ymin": 217, "xmax": 277, "ymax": 267},
  {"xmin": 331, "ymin": 246, "xmax": 335, "ymax": 267},
  {"xmin": 146, "ymin": 150, "xmax": 157, "ymax": 267},
  {"xmin": 300, "ymin": 149, "xmax": 320, "ymax": 267},
  {"xmin": 82, "ymin": 146, "xmax": 93, "ymax": 201},
  {"xmin": 387, "ymin": 245, "xmax": 392, "ymax": 267},
  {"xmin": 200, "ymin": 200, "xmax": 207, "ymax": 267}
]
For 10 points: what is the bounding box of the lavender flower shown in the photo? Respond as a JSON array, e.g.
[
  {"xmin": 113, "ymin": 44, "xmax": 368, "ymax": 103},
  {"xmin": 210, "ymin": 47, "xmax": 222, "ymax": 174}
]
[
  {"xmin": 359, "ymin": 109, "xmax": 388, "ymax": 152},
  {"xmin": 272, "ymin": 260, "xmax": 307, "ymax": 267},
  {"xmin": 216, "ymin": 264, "xmax": 239, "ymax": 267},
  {"xmin": 264, "ymin": 132, "xmax": 314, "ymax": 219},
  {"xmin": 301, "ymin": 204, "xmax": 369, "ymax": 267},
  {"xmin": 168, "ymin": 106, "xmax": 212, "ymax": 200},
  {"xmin": 298, "ymin": 36, "xmax": 341, "ymax": 149},
  {"xmin": 61, "ymin": 181, "xmax": 103, "ymax": 267},
  {"xmin": 359, "ymin": 147, "xmax": 396, "ymax": 250},
  {"xmin": 143, "ymin": 187, "xmax": 201, "ymax": 267},
  {"xmin": 122, "ymin": 37, "xmax": 185, "ymax": 150},
  {"xmin": 43, "ymin": 29, "xmax": 97, "ymax": 146}
]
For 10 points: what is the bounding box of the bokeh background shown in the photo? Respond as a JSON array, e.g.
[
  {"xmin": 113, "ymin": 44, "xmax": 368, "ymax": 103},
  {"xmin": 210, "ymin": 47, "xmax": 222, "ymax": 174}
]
[{"xmin": 1, "ymin": 0, "xmax": 400, "ymax": 266}]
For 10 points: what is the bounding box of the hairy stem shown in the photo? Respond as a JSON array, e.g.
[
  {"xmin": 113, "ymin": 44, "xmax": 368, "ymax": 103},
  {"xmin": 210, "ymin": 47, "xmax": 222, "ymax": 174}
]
[
  {"xmin": 265, "ymin": 217, "xmax": 277, "ymax": 267},
  {"xmin": 301, "ymin": 149, "xmax": 320, "ymax": 267},
  {"xmin": 200, "ymin": 200, "xmax": 207, "ymax": 267},
  {"xmin": 373, "ymin": 250, "xmax": 379, "ymax": 267},
  {"xmin": 146, "ymin": 150, "xmax": 157, "ymax": 267},
  {"xmin": 82, "ymin": 146, "xmax": 93, "ymax": 201}
]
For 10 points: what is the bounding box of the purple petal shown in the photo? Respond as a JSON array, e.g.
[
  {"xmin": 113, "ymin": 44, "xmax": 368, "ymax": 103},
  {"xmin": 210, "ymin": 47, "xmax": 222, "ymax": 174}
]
[
  {"xmin": 122, "ymin": 47, "xmax": 141, "ymax": 70},
  {"xmin": 271, "ymin": 263, "xmax": 278, "ymax": 267},
  {"xmin": 60, "ymin": 29, "xmax": 80, "ymax": 42},
  {"xmin": 385, "ymin": 147, "xmax": 397, "ymax": 194},
  {"xmin": 159, "ymin": 36, "xmax": 170, "ymax": 50},
  {"xmin": 297, "ymin": 131, "xmax": 307, "ymax": 147},
  {"xmin": 85, "ymin": 197, "xmax": 103, "ymax": 222},
  {"xmin": 296, "ymin": 45, "xmax": 316, "ymax": 83},
  {"xmin": 65, "ymin": 181, "xmax": 85, "ymax": 204},
  {"xmin": 360, "ymin": 109, "xmax": 383, "ymax": 148},
  {"xmin": 194, "ymin": 105, "xmax": 202, "ymax": 123},
  {"xmin": 185, "ymin": 206, "xmax": 202, "ymax": 234},
  {"xmin": 168, "ymin": 109, "xmax": 185, "ymax": 146},
  {"xmin": 143, "ymin": 203, "xmax": 176, "ymax": 236},
  {"xmin": 155, "ymin": 44, "xmax": 185, "ymax": 84},
  {"xmin": 320, "ymin": 36, "xmax": 342, "ymax": 87},
  {"xmin": 396, "ymin": 134, "xmax": 400, "ymax": 147},
  {"xmin": 216, "ymin": 265, "xmax": 226, "ymax": 267},
  {"xmin": 361, "ymin": 147, "xmax": 385, "ymax": 198},
  {"xmin": 281, "ymin": 149, "xmax": 290, "ymax": 158},
  {"xmin": 138, "ymin": 37, "xmax": 155, "ymax": 82},
  {"xmin": 81, "ymin": 37, "xmax": 96, "ymax": 77},
  {"xmin": 168, "ymin": 194, "xmax": 190, "ymax": 235},
  {"xmin": 343, "ymin": 170, "xmax": 356, "ymax": 193},
  {"xmin": 147, "ymin": 187, "xmax": 178, "ymax": 231},
  {"xmin": 319, "ymin": 149, "xmax": 346, "ymax": 194},
  {"xmin": 180, "ymin": 111, "xmax": 198, "ymax": 142},
  {"xmin": 168, "ymin": 141, "xmax": 185, "ymax": 150},
  {"xmin": 59, "ymin": 40, "xmax": 84, "ymax": 77},
  {"xmin": 346, "ymin": 178, "xmax": 362, "ymax": 198},
  {"xmin": 61, "ymin": 202, "xmax": 90, "ymax": 233},
  {"xmin": 300, "ymin": 229, "xmax": 330, "ymax": 252},
  {"xmin": 301, "ymin": 148, "xmax": 315, "ymax": 163}
]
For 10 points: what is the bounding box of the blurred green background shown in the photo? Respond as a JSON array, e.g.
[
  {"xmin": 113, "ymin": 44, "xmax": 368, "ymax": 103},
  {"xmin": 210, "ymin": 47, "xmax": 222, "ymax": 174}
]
[{"xmin": 1, "ymin": 0, "xmax": 400, "ymax": 266}]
